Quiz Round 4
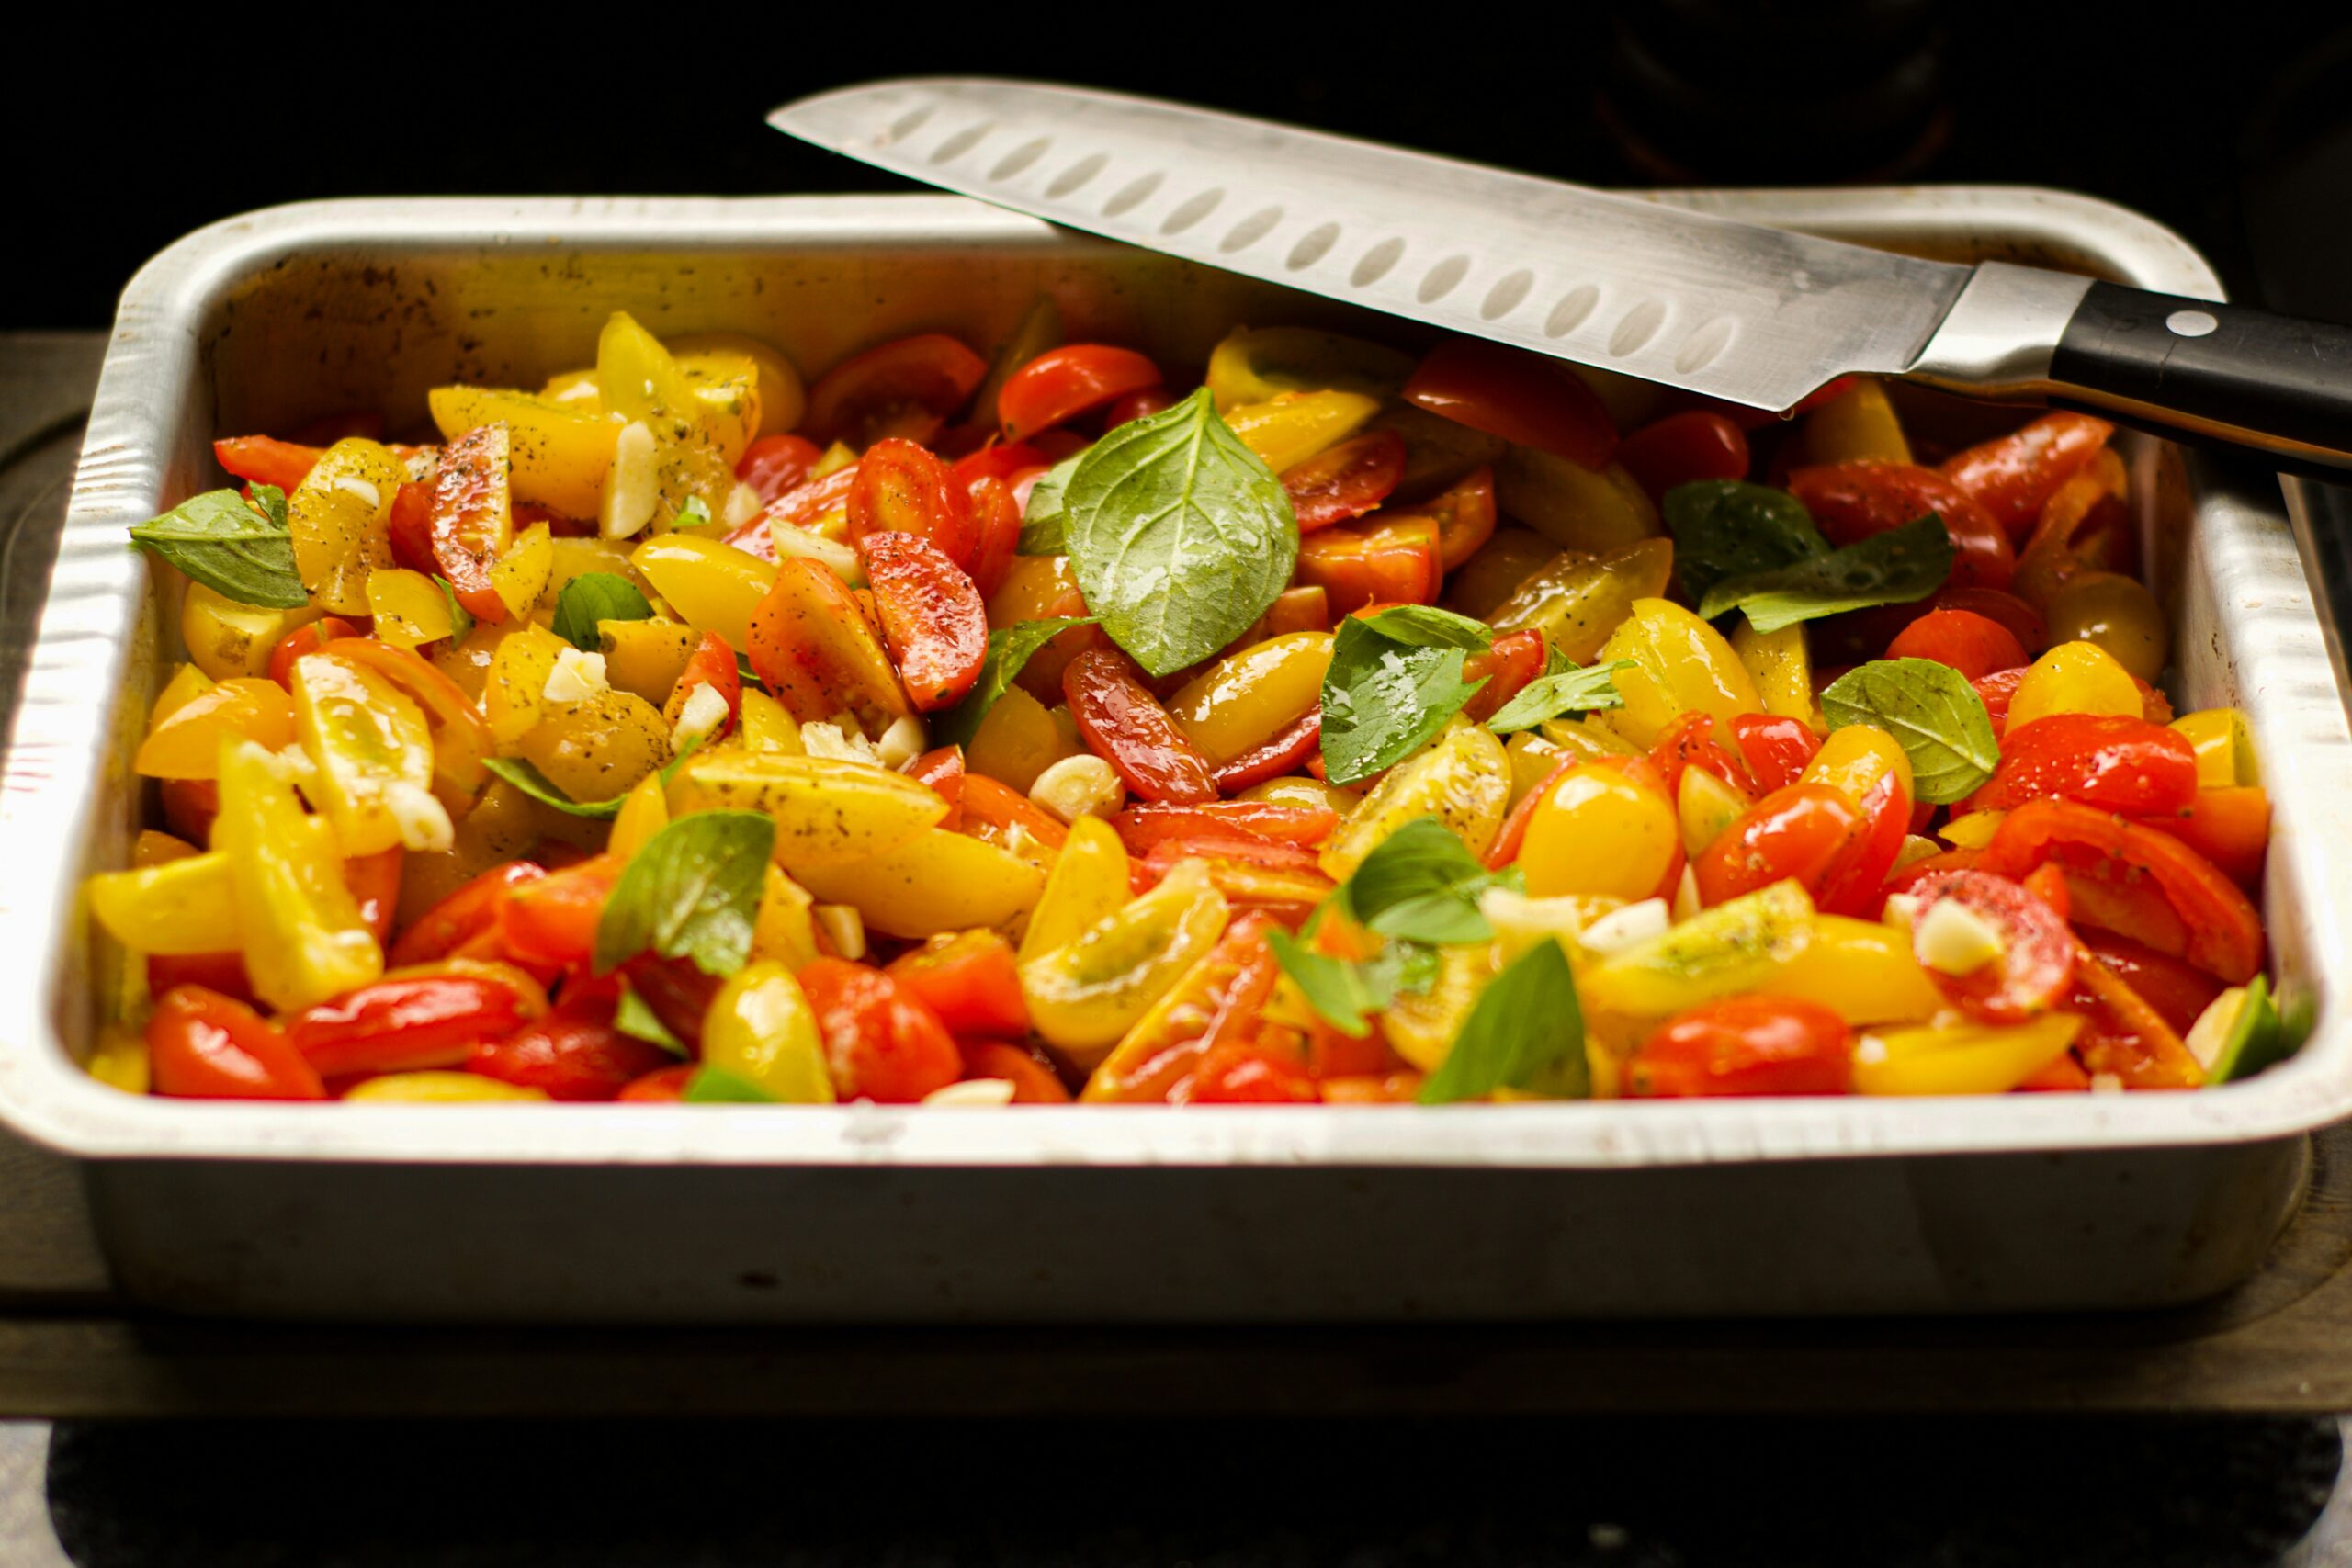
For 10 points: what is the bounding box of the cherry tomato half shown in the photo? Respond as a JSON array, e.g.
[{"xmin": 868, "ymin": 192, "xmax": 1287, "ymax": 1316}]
[
  {"xmin": 1787, "ymin": 460, "xmax": 2014, "ymax": 592},
  {"xmin": 1616, "ymin": 411, "xmax": 1750, "ymax": 502},
  {"xmin": 662, "ymin": 631, "xmax": 743, "ymax": 739},
  {"xmin": 148, "ymin": 985, "xmax": 325, "ymax": 1101},
  {"xmin": 290, "ymin": 972, "xmax": 538, "ymax": 1078},
  {"xmin": 429, "ymin": 423, "xmax": 514, "ymax": 622},
  {"xmin": 1063, "ymin": 649, "xmax": 1220, "ymax": 806},
  {"xmin": 845, "ymin": 437, "xmax": 974, "ymax": 569},
  {"xmin": 805, "ymin": 333, "xmax": 988, "ymax": 448},
  {"xmin": 858, "ymin": 531, "xmax": 989, "ymax": 712},
  {"xmin": 1884, "ymin": 608, "xmax": 2029, "ymax": 681},
  {"xmin": 886, "ymin": 930, "xmax": 1030, "ymax": 1039},
  {"xmin": 996, "ymin": 344, "xmax": 1163, "ymax": 443},
  {"xmin": 1939, "ymin": 412, "xmax": 2114, "ymax": 538},
  {"xmin": 1970, "ymin": 714, "xmax": 2198, "ymax": 818},
  {"xmin": 391, "ymin": 861, "xmax": 548, "ymax": 967},
  {"xmin": 1281, "ymin": 430, "xmax": 1407, "ymax": 533},
  {"xmin": 737, "ymin": 434, "xmax": 824, "ymax": 503},
  {"xmin": 213, "ymin": 435, "xmax": 322, "ymax": 494},
  {"xmin": 1904, "ymin": 868, "xmax": 2075, "ymax": 1024},
  {"xmin": 1692, "ymin": 783, "xmax": 1861, "ymax": 908},
  {"xmin": 1402, "ymin": 340, "xmax": 1617, "ymax": 469},
  {"xmin": 1730, "ymin": 714, "xmax": 1822, "ymax": 795},
  {"xmin": 469, "ymin": 990, "xmax": 673, "ymax": 1102},
  {"xmin": 1627, "ymin": 996, "xmax": 1852, "ymax": 1097},
  {"xmin": 797, "ymin": 958, "xmax": 963, "ymax": 1103}
]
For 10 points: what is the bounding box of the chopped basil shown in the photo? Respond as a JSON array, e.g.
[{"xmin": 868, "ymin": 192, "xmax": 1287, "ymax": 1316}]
[
  {"xmin": 615, "ymin": 981, "xmax": 688, "ymax": 1056},
  {"xmin": 1662, "ymin": 480, "xmax": 1832, "ymax": 608},
  {"xmin": 128, "ymin": 485, "xmax": 308, "ymax": 608},
  {"xmin": 1317, "ymin": 618, "xmax": 1487, "ymax": 787},
  {"xmin": 1268, "ymin": 928, "xmax": 1441, "ymax": 1038},
  {"xmin": 1697, "ymin": 514, "xmax": 1954, "ymax": 635},
  {"xmin": 1417, "ymin": 939, "xmax": 1589, "ymax": 1104},
  {"xmin": 675, "ymin": 494, "xmax": 713, "ymax": 528},
  {"xmin": 1015, "ymin": 452, "xmax": 1082, "ymax": 555},
  {"xmin": 432, "ymin": 574, "xmax": 476, "ymax": 647},
  {"xmin": 929, "ymin": 615, "xmax": 1097, "ymax": 749},
  {"xmin": 1819, "ymin": 657, "xmax": 2000, "ymax": 806},
  {"xmin": 1485, "ymin": 660, "xmax": 1632, "ymax": 735},
  {"xmin": 549, "ymin": 571, "xmax": 654, "ymax": 652},
  {"xmin": 1059, "ymin": 389, "xmax": 1295, "ymax": 675},
  {"xmin": 593, "ymin": 809, "xmax": 774, "ymax": 976}
]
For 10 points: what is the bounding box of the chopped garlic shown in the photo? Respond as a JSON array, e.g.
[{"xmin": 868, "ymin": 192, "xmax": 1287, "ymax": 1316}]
[
  {"xmin": 2089, "ymin": 1072, "xmax": 2125, "ymax": 1094},
  {"xmin": 1579, "ymin": 897, "xmax": 1672, "ymax": 956},
  {"xmin": 768, "ymin": 519, "xmax": 864, "ymax": 582},
  {"xmin": 1914, "ymin": 898, "xmax": 2006, "ymax": 976},
  {"xmin": 331, "ymin": 475, "xmax": 380, "ymax": 508},
  {"xmin": 799, "ymin": 722, "xmax": 884, "ymax": 767},
  {"xmin": 720, "ymin": 481, "xmax": 764, "ymax": 530},
  {"xmin": 922, "ymin": 1077, "xmax": 1017, "ymax": 1108},
  {"xmin": 384, "ymin": 780, "xmax": 455, "ymax": 853},
  {"xmin": 542, "ymin": 647, "xmax": 609, "ymax": 705},
  {"xmin": 813, "ymin": 904, "xmax": 866, "ymax": 962},
  {"xmin": 671, "ymin": 682, "xmax": 729, "ymax": 750},
  {"xmin": 599, "ymin": 420, "xmax": 659, "ymax": 540},
  {"xmin": 1029, "ymin": 754, "xmax": 1124, "ymax": 823},
  {"xmin": 1882, "ymin": 893, "xmax": 1922, "ymax": 931},
  {"xmin": 1854, "ymin": 1034, "xmax": 1889, "ymax": 1066},
  {"xmin": 876, "ymin": 716, "xmax": 928, "ymax": 772}
]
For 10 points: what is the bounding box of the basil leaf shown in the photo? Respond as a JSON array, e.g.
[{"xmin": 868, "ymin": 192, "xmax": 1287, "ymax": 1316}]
[
  {"xmin": 2207, "ymin": 975, "xmax": 2289, "ymax": 1084},
  {"xmin": 1698, "ymin": 514, "xmax": 1954, "ymax": 635},
  {"xmin": 1485, "ymin": 660, "xmax": 1632, "ymax": 735},
  {"xmin": 128, "ymin": 487, "xmax": 308, "ymax": 609},
  {"xmin": 1543, "ymin": 641, "xmax": 1579, "ymax": 678},
  {"xmin": 615, "ymin": 981, "xmax": 687, "ymax": 1057},
  {"xmin": 1819, "ymin": 657, "xmax": 2000, "ymax": 805},
  {"xmin": 1267, "ymin": 928, "xmax": 1387, "ymax": 1037},
  {"xmin": 1350, "ymin": 604, "xmax": 1494, "ymax": 650},
  {"xmin": 1663, "ymin": 480, "xmax": 1832, "ymax": 607},
  {"xmin": 1016, "ymin": 453, "xmax": 1082, "ymax": 555},
  {"xmin": 1344, "ymin": 817, "xmax": 1504, "ymax": 944},
  {"xmin": 930, "ymin": 615, "xmax": 1097, "ymax": 749},
  {"xmin": 594, "ymin": 809, "xmax": 774, "ymax": 976},
  {"xmin": 431, "ymin": 574, "xmax": 476, "ymax": 648},
  {"xmin": 550, "ymin": 571, "xmax": 655, "ymax": 652},
  {"xmin": 682, "ymin": 1066, "xmax": 775, "ymax": 1103},
  {"xmin": 1317, "ymin": 619, "xmax": 1487, "ymax": 786},
  {"xmin": 482, "ymin": 757, "xmax": 627, "ymax": 819},
  {"xmin": 1061, "ymin": 389, "xmax": 1296, "ymax": 676},
  {"xmin": 1417, "ymin": 940, "xmax": 1589, "ymax": 1104}
]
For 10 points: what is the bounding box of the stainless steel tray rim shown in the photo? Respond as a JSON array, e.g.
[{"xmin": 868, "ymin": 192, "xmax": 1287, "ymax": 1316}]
[{"xmin": 4, "ymin": 191, "xmax": 2348, "ymax": 1177}]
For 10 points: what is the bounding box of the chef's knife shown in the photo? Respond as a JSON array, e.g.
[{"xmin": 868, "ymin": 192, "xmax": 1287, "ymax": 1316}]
[{"xmin": 771, "ymin": 78, "xmax": 2352, "ymax": 473}]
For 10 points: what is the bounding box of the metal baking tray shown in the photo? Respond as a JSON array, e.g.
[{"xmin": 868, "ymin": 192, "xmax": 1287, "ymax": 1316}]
[{"xmin": 3, "ymin": 190, "xmax": 2349, "ymax": 1323}]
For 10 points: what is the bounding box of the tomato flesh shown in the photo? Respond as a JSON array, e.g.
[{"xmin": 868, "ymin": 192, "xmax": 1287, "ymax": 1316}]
[
  {"xmin": 1903, "ymin": 868, "xmax": 2075, "ymax": 1024},
  {"xmin": 1693, "ymin": 784, "xmax": 1862, "ymax": 908},
  {"xmin": 1787, "ymin": 460, "xmax": 2013, "ymax": 592},
  {"xmin": 1970, "ymin": 714, "xmax": 2198, "ymax": 818},
  {"xmin": 1939, "ymin": 412, "xmax": 2114, "ymax": 538},
  {"xmin": 290, "ymin": 974, "xmax": 536, "ymax": 1078},
  {"xmin": 1401, "ymin": 340, "xmax": 1617, "ymax": 469},
  {"xmin": 859, "ymin": 530, "xmax": 989, "ymax": 712},
  {"xmin": 1628, "ymin": 996, "xmax": 1851, "ymax": 1097},
  {"xmin": 148, "ymin": 985, "xmax": 326, "ymax": 1101},
  {"xmin": 885, "ymin": 930, "xmax": 1030, "ymax": 1038},
  {"xmin": 797, "ymin": 958, "xmax": 962, "ymax": 1103},
  {"xmin": 1063, "ymin": 649, "xmax": 1219, "ymax": 805},
  {"xmin": 806, "ymin": 333, "xmax": 988, "ymax": 448},
  {"xmin": 996, "ymin": 344, "xmax": 1162, "ymax": 443},
  {"xmin": 1282, "ymin": 430, "xmax": 1406, "ymax": 533},
  {"xmin": 1616, "ymin": 411, "xmax": 1749, "ymax": 502}
]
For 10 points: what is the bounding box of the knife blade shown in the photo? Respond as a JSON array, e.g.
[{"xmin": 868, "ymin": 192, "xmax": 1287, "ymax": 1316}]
[{"xmin": 772, "ymin": 79, "xmax": 2352, "ymax": 474}]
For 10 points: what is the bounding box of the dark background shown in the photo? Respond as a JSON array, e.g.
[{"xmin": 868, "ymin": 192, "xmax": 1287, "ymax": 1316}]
[{"xmin": 9, "ymin": 3, "xmax": 2352, "ymax": 328}]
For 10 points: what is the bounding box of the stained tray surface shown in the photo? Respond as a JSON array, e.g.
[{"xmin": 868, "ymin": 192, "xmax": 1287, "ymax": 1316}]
[{"xmin": 3, "ymin": 190, "xmax": 2347, "ymax": 1179}]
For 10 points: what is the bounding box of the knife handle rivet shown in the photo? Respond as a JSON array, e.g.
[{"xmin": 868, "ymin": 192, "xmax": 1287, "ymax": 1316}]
[
  {"xmin": 1351, "ymin": 238, "xmax": 1405, "ymax": 288},
  {"xmin": 1287, "ymin": 223, "xmax": 1340, "ymax": 271},
  {"xmin": 1418, "ymin": 254, "xmax": 1470, "ymax": 304},
  {"xmin": 2166, "ymin": 309, "xmax": 2220, "ymax": 338}
]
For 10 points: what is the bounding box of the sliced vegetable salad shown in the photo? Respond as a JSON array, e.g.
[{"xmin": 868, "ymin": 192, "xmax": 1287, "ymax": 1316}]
[{"xmin": 86, "ymin": 307, "xmax": 2289, "ymax": 1106}]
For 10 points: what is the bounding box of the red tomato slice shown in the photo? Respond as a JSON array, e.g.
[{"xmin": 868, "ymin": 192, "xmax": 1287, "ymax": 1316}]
[
  {"xmin": 290, "ymin": 973, "xmax": 537, "ymax": 1078},
  {"xmin": 959, "ymin": 774, "xmax": 1070, "ymax": 852},
  {"xmin": 1930, "ymin": 587, "xmax": 2047, "ymax": 656},
  {"xmin": 963, "ymin": 475, "xmax": 1022, "ymax": 599},
  {"xmin": 1969, "ymin": 714, "xmax": 2198, "ymax": 818},
  {"xmin": 1280, "ymin": 430, "xmax": 1407, "ymax": 533},
  {"xmin": 1401, "ymin": 340, "xmax": 1617, "ymax": 469},
  {"xmin": 805, "ymin": 333, "xmax": 988, "ymax": 448},
  {"xmin": 956, "ymin": 1040, "xmax": 1074, "ymax": 1103},
  {"xmin": 885, "ymin": 930, "xmax": 1029, "ymax": 1038},
  {"xmin": 996, "ymin": 344, "xmax": 1163, "ymax": 443},
  {"xmin": 1693, "ymin": 784, "xmax": 1863, "ymax": 908},
  {"xmin": 1063, "ymin": 649, "xmax": 1220, "ymax": 805},
  {"xmin": 1105, "ymin": 388, "xmax": 1177, "ymax": 428},
  {"xmin": 266, "ymin": 617, "xmax": 361, "ymax": 689},
  {"xmin": 1425, "ymin": 467, "xmax": 1499, "ymax": 571},
  {"xmin": 147, "ymin": 951, "xmax": 256, "ymax": 1010},
  {"xmin": 392, "ymin": 862, "xmax": 548, "ymax": 967},
  {"xmin": 1615, "ymin": 411, "xmax": 1750, "ymax": 502},
  {"xmin": 428, "ymin": 423, "xmax": 514, "ymax": 623},
  {"xmin": 662, "ymin": 631, "xmax": 742, "ymax": 739},
  {"xmin": 387, "ymin": 478, "xmax": 436, "ymax": 577},
  {"xmin": 345, "ymin": 846, "xmax": 403, "ymax": 944},
  {"xmin": 1183, "ymin": 1042, "xmax": 1321, "ymax": 1103},
  {"xmin": 797, "ymin": 958, "xmax": 963, "ymax": 1103},
  {"xmin": 737, "ymin": 434, "xmax": 824, "ymax": 503},
  {"xmin": 1787, "ymin": 460, "xmax": 2014, "ymax": 592},
  {"xmin": 1646, "ymin": 711, "xmax": 1758, "ymax": 801},
  {"xmin": 907, "ymin": 745, "xmax": 966, "ymax": 829},
  {"xmin": 617, "ymin": 1063, "xmax": 697, "ymax": 1102},
  {"xmin": 1815, "ymin": 769, "xmax": 1908, "ymax": 918},
  {"xmin": 2078, "ymin": 931, "xmax": 2227, "ymax": 1037},
  {"xmin": 1939, "ymin": 412, "xmax": 2114, "ymax": 538},
  {"xmin": 1208, "ymin": 708, "xmax": 1322, "ymax": 794},
  {"xmin": 1295, "ymin": 515, "xmax": 1441, "ymax": 617},
  {"xmin": 1729, "ymin": 713, "xmax": 1822, "ymax": 795},
  {"xmin": 949, "ymin": 441, "xmax": 1050, "ymax": 491},
  {"xmin": 1087, "ymin": 913, "xmax": 1288, "ymax": 1104},
  {"xmin": 469, "ymin": 989, "xmax": 673, "ymax": 1102},
  {"xmin": 857, "ymin": 531, "xmax": 989, "ymax": 712},
  {"xmin": 2143, "ymin": 784, "xmax": 2270, "ymax": 889},
  {"xmin": 1460, "ymin": 628, "xmax": 1547, "ymax": 724},
  {"xmin": 2063, "ymin": 932, "xmax": 2205, "ymax": 1089},
  {"xmin": 148, "ymin": 985, "xmax": 326, "ymax": 1101},
  {"xmin": 1883, "ymin": 608, "xmax": 2030, "ymax": 681},
  {"xmin": 213, "ymin": 435, "xmax": 322, "ymax": 493},
  {"xmin": 1112, "ymin": 801, "xmax": 1338, "ymax": 854},
  {"xmin": 1627, "ymin": 996, "xmax": 1851, "ymax": 1097},
  {"xmin": 497, "ymin": 855, "xmax": 624, "ymax": 969},
  {"xmin": 844, "ymin": 438, "xmax": 974, "ymax": 569},
  {"xmin": 1900, "ymin": 868, "xmax": 2075, "ymax": 1024}
]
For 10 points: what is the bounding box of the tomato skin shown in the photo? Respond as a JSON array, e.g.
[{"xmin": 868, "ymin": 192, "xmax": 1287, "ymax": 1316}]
[
  {"xmin": 148, "ymin": 950, "xmax": 258, "ymax": 1009},
  {"xmin": 1295, "ymin": 515, "xmax": 1442, "ymax": 616},
  {"xmin": 1647, "ymin": 711, "xmax": 1756, "ymax": 801},
  {"xmin": 959, "ymin": 773, "xmax": 1069, "ymax": 852},
  {"xmin": 2079, "ymin": 930, "xmax": 2225, "ymax": 1037},
  {"xmin": 1939, "ymin": 412, "xmax": 2114, "ymax": 538},
  {"xmin": 1063, "ymin": 649, "xmax": 1219, "ymax": 805},
  {"xmin": 856, "ymin": 530, "xmax": 989, "ymax": 712},
  {"xmin": 1182, "ymin": 1043, "xmax": 1321, "ymax": 1103},
  {"xmin": 469, "ymin": 991, "xmax": 673, "ymax": 1102},
  {"xmin": 159, "ymin": 777, "xmax": 221, "ymax": 845},
  {"xmin": 290, "ymin": 975, "xmax": 537, "ymax": 1078},
  {"xmin": 1884, "ymin": 609, "xmax": 2030, "ymax": 681},
  {"xmin": 1931, "ymin": 587, "xmax": 2047, "ymax": 656},
  {"xmin": 1730, "ymin": 714, "xmax": 1823, "ymax": 795},
  {"xmin": 391, "ymin": 861, "xmax": 548, "ymax": 967},
  {"xmin": 963, "ymin": 475, "xmax": 1023, "ymax": 599},
  {"xmin": 1424, "ymin": 468, "xmax": 1499, "ymax": 572},
  {"xmin": 1976, "ymin": 798, "xmax": 2264, "ymax": 984},
  {"xmin": 1105, "ymin": 388, "xmax": 1176, "ymax": 428},
  {"xmin": 662, "ymin": 632, "xmax": 742, "ymax": 739},
  {"xmin": 1627, "ymin": 996, "xmax": 1852, "ymax": 1098},
  {"xmin": 1207, "ymin": 708, "xmax": 1322, "ymax": 794},
  {"xmin": 845, "ymin": 437, "xmax": 974, "ymax": 570},
  {"xmin": 806, "ymin": 333, "xmax": 988, "ymax": 447},
  {"xmin": 797, "ymin": 959, "xmax": 962, "ymax": 1103},
  {"xmin": 345, "ymin": 846, "xmax": 403, "ymax": 944},
  {"xmin": 1402, "ymin": 340, "xmax": 1617, "ymax": 469},
  {"xmin": 957, "ymin": 1040, "xmax": 1073, "ymax": 1103},
  {"xmin": 1114, "ymin": 800, "xmax": 1336, "ymax": 851},
  {"xmin": 1616, "ymin": 411, "xmax": 1749, "ymax": 502},
  {"xmin": 213, "ymin": 435, "xmax": 322, "ymax": 493},
  {"xmin": 1787, "ymin": 460, "xmax": 2015, "ymax": 592},
  {"xmin": 1089, "ymin": 914, "xmax": 1290, "ymax": 1103},
  {"xmin": 496, "ymin": 855, "xmax": 623, "ymax": 969},
  {"xmin": 1902, "ymin": 868, "xmax": 2075, "ymax": 1024},
  {"xmin": 428, "ymin": 423, "xmax": 514, "ymax": 622},
  {"xmin": 2064, "ymin": 931, "xmax": 2205, "ymax": 1089},
  {"xmin": 1281, "ymin": 430, "xmax": 1407, "ymax": 534},
  {"xmin": 949, "ymin": 442, "xmax": 1049, "ymax": 491},
  {"xmin": 885, "ymin": 930, "xmax": 1030, "ymax": 1038},
  {"xmin": 996, "ymin": 344, "xmax": 1163, "ymax": 443},
  {"xmin": 1969, "ymin": 714, "xmax": 2198, "ymax": 818},
  {"xmin": 148, "ymin": 985, "xmax": 326, "ymax": 1101},
  {"xmin": 1815, "ymin": 768, "xmax": 1908, "ymax": 918},
  {"xmin": 266, "ymin": 616, "xmax": 361, "ymax": 689},
  {"xmin": 2144, "ymin": 784, "xmax": 2270, "ymax": 889},
  {"xmin": 737, "ymin": 434, "xmax": 823, "ymax": 503},
  {"xmin": 1693, "ymin": 784, "xmax": 1862, "ymax": 907},
  {"xmin": 617, "ymin": 1063, "xmax": 696, "ymax": 1102},
  {"xmin": 1460, "ymin": 628, "xmax": 1548, "ymax": 724},
  {"xmin": 1972, "ymin": 667, "xmax": 2029, "ymax": 738},
  {"xmin": 908, "ymin": 746, "xmax": 966, "ymax": 829}
]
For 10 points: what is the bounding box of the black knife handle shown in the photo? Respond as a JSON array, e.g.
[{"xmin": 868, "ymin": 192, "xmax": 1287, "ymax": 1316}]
[{"xmin": 2047, "ymin": 283, "xmax": 2352, "ymax": 471}]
